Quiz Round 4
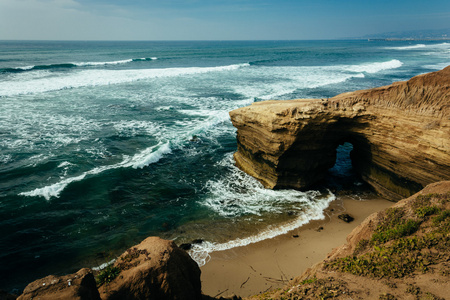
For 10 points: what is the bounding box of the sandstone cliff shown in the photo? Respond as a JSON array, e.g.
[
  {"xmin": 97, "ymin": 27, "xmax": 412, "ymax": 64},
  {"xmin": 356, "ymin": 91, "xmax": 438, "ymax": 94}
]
[
  {"xmin": 230, "ymin": 66, "xmax": 450, "ymax": 200},
  {"xmin": 16, "ymin": 237, "xmax": 204, "ymax": 300}
]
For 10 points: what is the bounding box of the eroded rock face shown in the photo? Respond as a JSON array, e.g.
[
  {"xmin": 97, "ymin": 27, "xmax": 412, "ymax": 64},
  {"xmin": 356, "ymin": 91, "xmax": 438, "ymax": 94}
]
[
  {"xmin": 17, "ymin": 268, "xmax": 100, "ymax": 300},
  {"xmin": 98, "ymin": 236, "xmax": 202, "ymax": 300},
  {"xmin": 230, "ymin": 66, "xmax": 450, "ymax": 200}
]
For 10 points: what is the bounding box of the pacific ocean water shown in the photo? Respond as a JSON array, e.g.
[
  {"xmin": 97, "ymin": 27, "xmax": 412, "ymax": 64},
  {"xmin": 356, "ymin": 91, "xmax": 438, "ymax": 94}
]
[{"xmin": 0, "ymin": 40, "xmax": 449, "ymax": 293}]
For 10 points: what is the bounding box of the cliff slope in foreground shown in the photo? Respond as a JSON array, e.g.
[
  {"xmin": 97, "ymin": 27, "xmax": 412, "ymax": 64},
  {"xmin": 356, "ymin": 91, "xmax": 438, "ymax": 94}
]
[
  {"xmin": 13, "ymin": 182, "xmax": 450, "ymax": 300},
  {"xmin": 230, "ymin": 66, "xmax": 450, "ymax": 200},
  {"xmin": 248, "ymin": 181, "xmax": 450, "ymax": 300}
]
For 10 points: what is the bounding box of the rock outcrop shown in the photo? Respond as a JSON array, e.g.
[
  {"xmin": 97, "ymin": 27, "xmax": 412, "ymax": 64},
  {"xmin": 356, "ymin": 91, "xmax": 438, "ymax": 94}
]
[
  {"xmin": 16, "ymin": 237, "xmax": 203, "ymax": 300},
  {"xmin": 17, "ymin": 268, "xmax": 100, "ymax": 300},
  {"xmin": 230, "ymin": 66, "xmax": 450, "ymax": 200},
  {"xmin": 98, "ymin": 236, "xmax": 202, "ymax": 300}
]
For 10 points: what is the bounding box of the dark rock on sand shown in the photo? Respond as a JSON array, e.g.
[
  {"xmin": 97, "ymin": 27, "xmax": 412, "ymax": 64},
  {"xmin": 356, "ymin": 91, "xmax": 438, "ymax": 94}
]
[{"xmin": 338, "ymin": 213, "xmax": 354, "ymax": 223}]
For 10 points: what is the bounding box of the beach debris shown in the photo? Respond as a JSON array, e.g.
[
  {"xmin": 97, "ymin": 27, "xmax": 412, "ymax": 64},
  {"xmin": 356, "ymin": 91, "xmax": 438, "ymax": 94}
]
[
  {"xmin": 214, "ymin": 288, "xmax": 229, "ymax": 298},
  {"xmin": 316, "ymin": 226, "xmax": 324, "ymax": 232},
  {"xmin": 338, "ymin": 213, "xmax": 354, "ymax": 223},
  {"xmin": 292, "ymin": 234, "xmax": 299, "ymax": 238},
  {"xmin": 240, "ymin": 277, "xmax": 250, "ymax": 288}
]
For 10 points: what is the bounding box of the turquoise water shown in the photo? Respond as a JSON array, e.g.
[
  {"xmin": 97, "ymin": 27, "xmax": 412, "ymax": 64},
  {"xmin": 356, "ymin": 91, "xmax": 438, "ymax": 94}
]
[{"xmin": 0, "ymin": 40, "xmax": 449, "ymax": 292}]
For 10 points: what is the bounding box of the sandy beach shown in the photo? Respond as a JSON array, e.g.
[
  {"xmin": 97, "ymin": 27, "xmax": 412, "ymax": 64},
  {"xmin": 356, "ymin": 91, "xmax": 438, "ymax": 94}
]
[{"xmin": 200, "ymin": 195, "xmax": 393, "ymax": 298}]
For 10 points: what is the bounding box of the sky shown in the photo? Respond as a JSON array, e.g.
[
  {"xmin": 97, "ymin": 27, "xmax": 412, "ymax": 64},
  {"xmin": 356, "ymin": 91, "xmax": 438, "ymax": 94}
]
[{"xmin": 0, "ymin": 0, "xmax": 449, "ymax": 40}]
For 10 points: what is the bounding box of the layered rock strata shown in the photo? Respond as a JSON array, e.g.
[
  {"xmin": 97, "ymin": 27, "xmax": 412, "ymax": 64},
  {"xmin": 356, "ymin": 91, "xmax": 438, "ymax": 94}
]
[{"xmin": 230, "ymin": 66, "xmax": 450, "ymax": 200}]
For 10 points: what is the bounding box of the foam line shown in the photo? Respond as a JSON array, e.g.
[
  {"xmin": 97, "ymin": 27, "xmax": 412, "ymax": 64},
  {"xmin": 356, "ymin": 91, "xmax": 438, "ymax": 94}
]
[
  {"xmin": 347, "ymin": 59, "xmax": 403, "ymax": 73},
  {"xmin": 189, "ymin": 191, "xmax": 335, "ymax": 266},
  {"xmin": 19, "ymin": 142, "xmax": 171, "ymax": 200},
  {"xmin": 385, "ymin": 44, "xmax": 426, "ymax": 50},
  {"xmin": 0, "ymin": 58, "xmax": 158, "ymax": 73},
  {"xmin": 1, "ymin": 63, "xmax": 250, "ymax": 97}
]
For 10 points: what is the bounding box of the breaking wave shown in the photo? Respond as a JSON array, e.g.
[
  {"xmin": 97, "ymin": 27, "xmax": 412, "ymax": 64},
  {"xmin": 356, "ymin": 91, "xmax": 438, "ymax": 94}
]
[
  {"xmin": 347, "ymin": 59, "xmax": 403, "ymax": 73},
  {"xmin": 385, "ymin": 44, "xmax": 426, "ymax": 50},
  {"xmin": 0, "ymin": 58, "xmax": 158, "ymax": 74},
  {"xmin": 0, "ymin": 63, "xmax": 250, "ymax": 97},
  {"xmin": 19, "ymin": 142, "xmax": 172, "ymax": 200}
]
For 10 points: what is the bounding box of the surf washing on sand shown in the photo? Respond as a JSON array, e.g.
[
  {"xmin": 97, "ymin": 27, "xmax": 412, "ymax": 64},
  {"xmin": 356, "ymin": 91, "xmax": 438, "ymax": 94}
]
[{"xmin": 1, "ymin": 40, "xmax": 449, "ymax": 293}]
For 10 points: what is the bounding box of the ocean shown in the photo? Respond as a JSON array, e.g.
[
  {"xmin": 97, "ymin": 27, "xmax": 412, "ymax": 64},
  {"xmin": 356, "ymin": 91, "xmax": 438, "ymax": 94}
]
[{"xmin": 0, "ymin": 40, "xmax": 449, "ymax": 293}]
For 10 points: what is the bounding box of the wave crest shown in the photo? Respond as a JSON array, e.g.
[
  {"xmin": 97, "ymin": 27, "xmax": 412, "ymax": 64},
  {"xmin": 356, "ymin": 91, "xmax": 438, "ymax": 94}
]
[
  {"xmin": 347, "ymin": 59, "xmax": 403, "ymax": 73},
  {"xmin": 385, "ymin": 44, "xmax": 426, "ymax": 50},
  {"xmin": 1, "ymin": 63, "xmax": 250, "ymax": 97},
  {"xmin": 0, "ymin": 58, "xmax": 158, "ymax": 74},
  {"xmin": 19, "ymin": 142, "xmax": 171, "ymax": 200}
]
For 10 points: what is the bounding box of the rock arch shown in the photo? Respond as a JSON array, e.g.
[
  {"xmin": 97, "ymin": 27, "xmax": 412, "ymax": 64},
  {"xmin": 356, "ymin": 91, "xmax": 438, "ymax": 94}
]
[{"xmin": 230, "ymin": 67, "xmax": 450, "ymax": 201}]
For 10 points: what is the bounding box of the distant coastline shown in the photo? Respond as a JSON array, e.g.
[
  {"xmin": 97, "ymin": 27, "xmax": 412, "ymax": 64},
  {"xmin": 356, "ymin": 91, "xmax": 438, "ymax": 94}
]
[
  {"xmin": 366, "ymin": 38, "xmax": 450, "ymax": 41},
  {"xmin": 352, "ymin": 28, "xmax": 450, "ymax": 41}
]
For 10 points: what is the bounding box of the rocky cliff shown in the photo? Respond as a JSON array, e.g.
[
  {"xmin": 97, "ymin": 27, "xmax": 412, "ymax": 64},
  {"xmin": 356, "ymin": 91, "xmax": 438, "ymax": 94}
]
[
  {"xmin": 16, "ymin": 237, "xmax": 204, "ymax": 300},
  {"xmin": 230, "ymin": 66, "xmax": 450, "ymax": 200},
  {"xmin": 248, "ymin": 181, "xmax": 450, "ymax": 300}
]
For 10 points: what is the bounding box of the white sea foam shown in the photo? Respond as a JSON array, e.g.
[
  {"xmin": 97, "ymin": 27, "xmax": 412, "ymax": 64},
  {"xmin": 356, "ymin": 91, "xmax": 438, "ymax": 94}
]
[
  {"xmin": 234, "ymin": 59, "xmax": 401, "ymax": 101},
  {"xmin": 74, "ymin": 59, "xmax": 133, "ymax": 67},
  {"xmin": 155, "ymin": 106, "xmax": 175, "ymax": 111},
  {"xmin": 21, "ymin": 173, "xmax": 87, "ymax": 200},
  {"xmin": 0, "ymin": 63, "xmax": 250, "ymax": 97},
  {"xmin": 112, "ymin": 120, "xmax": 161, "ymax": 138},
  {"xmin": 186, "ymin": 111, "xmax": 230, "ymax": 137},
  {"xmin": 0, "ymin": 113, "xmax": 99, "ymax": 151},
  {"xmin": 12, "ymin": 65, "xmax": 35, "ymax": 71},
  {"xmin": 134, "ymin": 57, "xmax": 158, "ymax": 61},
  {"xmin": 20, "ymin": 142, "xmax": 171, "ymax": 200},
  {"xmin": 423, "ymin": 63, "xmax": 450, "ymax": 70},
  {"xmin": 233, "ymin": 65, "xmax": 366, "ymax": 100},
  {"xmin": 126, "ymin": 142, "xmax": 172, "ymax": 169},
  {"xmin": 27, "ymin": 154, "xmax": 51, "ymax": 167},
  {"xmin": 0, "ymin": 154, "xmax": 13, "ymax": 164},
  {"xmin": 188, "ymin": 153, "xmax": 335, "ymax": 266},
  {"xmin": 5, "ymin": 58, "xmax": 156, "ymax": 72},
  {"xmin": 202, "ymin": 154, "xmax": 320, "ymax": 217},
  {"xmin": 347, "ymin": 59, "xmax": 403, "ymax": 73},
  {"xmin": 17, "ymin": 106, "xmax": 232, "ymax": 200},
  {"xmin": 57, "ymin": 162, "xmax": 74, "ymax": 177},
  {"xmin": 192, "ymin": 192, "xmax": 334, "ymax": 266},
  {"xmin": 385, "ymin": 44, "xmax": 426, "ymax": 50},
  {"xmin": 190, "ymin": 196, "xmax": 334, "ymax": 266}
]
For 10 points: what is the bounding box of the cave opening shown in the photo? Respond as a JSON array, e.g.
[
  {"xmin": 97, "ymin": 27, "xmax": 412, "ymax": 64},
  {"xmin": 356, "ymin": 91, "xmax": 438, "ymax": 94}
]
[{"xmin": 326, "ymin": 142, "xmax": 364, "ymax": 191}]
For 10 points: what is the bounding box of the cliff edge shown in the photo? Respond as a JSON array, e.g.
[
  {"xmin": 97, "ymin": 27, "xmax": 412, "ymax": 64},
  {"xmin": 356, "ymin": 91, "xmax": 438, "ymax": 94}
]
[
  {"xmin": 248, "ymin": 181, "xmax": 450, "ymax": 300},
  {"xmin": 230, "ymin": 66, "xmax": 450, "ymax": 200}
]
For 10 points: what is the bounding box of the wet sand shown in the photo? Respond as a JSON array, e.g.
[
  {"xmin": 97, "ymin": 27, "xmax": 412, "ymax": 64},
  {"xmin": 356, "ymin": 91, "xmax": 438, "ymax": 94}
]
[{"xmin": 200, "ymin": 195, "xmax": 393, "ymax": 298}]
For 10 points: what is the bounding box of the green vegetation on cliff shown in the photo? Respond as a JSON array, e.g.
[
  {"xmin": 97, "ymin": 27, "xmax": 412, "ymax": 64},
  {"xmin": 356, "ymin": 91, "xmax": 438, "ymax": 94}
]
[
  {"xmin": 325, "ymin": 193, "xmax": 450, "ymax": 278},
  {"xmin": 247, "ymin": 190, "xmax": 450, "ymax": 300}
]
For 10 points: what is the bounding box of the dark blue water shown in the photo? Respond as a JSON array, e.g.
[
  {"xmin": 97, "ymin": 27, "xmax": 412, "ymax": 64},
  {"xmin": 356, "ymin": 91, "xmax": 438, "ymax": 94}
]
[{"xmin": 1, "ymin": 40, "xmax": 448, "ymax": 293}]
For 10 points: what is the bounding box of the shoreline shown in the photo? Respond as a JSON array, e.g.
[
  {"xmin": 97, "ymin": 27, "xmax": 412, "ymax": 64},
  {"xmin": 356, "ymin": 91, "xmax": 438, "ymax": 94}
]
[{"xmin": 200, "ymin": 195, "xmax": 393, "ymax": 298}]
